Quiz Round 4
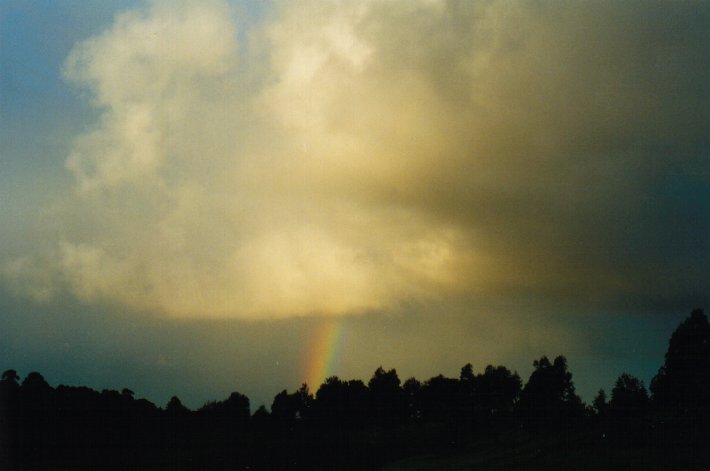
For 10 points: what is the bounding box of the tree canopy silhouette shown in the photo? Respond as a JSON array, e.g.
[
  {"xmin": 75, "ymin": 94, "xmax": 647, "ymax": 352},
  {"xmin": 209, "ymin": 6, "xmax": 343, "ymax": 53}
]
[
  {"xmin": 2, "ymin": 308, "xmax": 707, "ymax": 470},
  {"xmin": 518, "ymin": 355, "xmax": 584, "ymax": 430},
  {"xmin": 649, "ymin": 308, "xmax": 710, "ymax": 454},
  {"xmin": 651, "ymin": 309, "xmax": 710, "ymax": 416},
  {"xmin": 609, "ymin": 373, "xmax": 648, "ymax": 419}
]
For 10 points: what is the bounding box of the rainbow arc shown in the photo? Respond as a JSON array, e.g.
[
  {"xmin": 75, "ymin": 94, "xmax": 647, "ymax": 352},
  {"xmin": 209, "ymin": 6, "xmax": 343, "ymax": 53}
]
[{"xmin": 303, "ymin": 318, "xmax": 345, "ymax": 390}]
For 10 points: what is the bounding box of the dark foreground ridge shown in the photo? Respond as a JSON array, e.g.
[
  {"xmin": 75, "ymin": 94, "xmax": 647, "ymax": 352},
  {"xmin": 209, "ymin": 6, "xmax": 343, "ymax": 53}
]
[{"xmin": 1, "ymin": 309, "xmax": 708, "ymax": 470}]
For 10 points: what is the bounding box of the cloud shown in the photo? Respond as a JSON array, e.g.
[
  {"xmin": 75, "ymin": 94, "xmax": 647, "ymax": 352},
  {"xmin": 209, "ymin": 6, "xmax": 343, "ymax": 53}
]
[
  {"xmin": 3, "ymin": 0, "xmax": 708, "ymax": 318},
  {"xmin": 61, "ymin": 0, "xmax": 239, "ymax": 192}
]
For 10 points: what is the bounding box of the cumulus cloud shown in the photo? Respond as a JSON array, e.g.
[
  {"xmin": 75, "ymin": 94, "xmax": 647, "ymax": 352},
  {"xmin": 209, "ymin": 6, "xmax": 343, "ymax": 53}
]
[{"xmin": 4, "ymin": 0, "xmax": 708, "ymax": 318}]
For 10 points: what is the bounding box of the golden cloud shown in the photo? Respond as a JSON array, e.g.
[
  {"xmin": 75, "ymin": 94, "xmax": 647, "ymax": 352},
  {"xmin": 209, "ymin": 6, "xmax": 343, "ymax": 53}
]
[{"xmin": 4, "ymin": 0, "xmax": 707, "ymax": 318}]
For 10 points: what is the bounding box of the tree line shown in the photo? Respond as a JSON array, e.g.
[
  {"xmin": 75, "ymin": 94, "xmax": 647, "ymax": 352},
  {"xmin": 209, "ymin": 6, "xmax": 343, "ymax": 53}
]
[{"xmin": 1, "ymin": 309, "xmax": 708, "ymax": 470}]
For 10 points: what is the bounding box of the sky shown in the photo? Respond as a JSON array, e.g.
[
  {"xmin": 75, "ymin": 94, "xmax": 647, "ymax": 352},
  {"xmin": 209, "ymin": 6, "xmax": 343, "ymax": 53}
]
[{"xmin": 1, "ymin": 0, "xmax": 708, "ymax": 410}]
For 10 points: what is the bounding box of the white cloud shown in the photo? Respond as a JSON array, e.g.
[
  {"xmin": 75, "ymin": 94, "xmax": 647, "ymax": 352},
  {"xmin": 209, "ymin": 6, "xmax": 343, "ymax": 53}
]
[{"xmin": 62, "ymin": 0, "xmax": 239, "ymax": 192}]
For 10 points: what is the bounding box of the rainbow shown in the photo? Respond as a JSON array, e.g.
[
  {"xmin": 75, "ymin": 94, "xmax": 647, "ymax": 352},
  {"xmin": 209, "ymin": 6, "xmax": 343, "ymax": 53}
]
[{"xmin": 303, "ymin": 317, "xmax": 345, "ymax": 391}]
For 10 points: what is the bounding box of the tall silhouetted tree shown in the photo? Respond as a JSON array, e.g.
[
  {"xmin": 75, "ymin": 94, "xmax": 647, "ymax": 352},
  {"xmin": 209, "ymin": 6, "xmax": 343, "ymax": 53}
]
[
  {"xmin": 650, "ymin": 308, "xmax": 710, "ymax": 461},
  {"xmin": 651, "ymin": 309, "xmax": 710, "ymax": 419},
  {"xmin": 195, "ymin": 391, "xmax": 251, "ymax": 468},
  {"xmin": 460, "ymin": 363, "xmax": 475, "ymax": 383},
  {"xmin": 518, "ymin": 356, "xmax": 584, "ymax": 431},
  {"xmin": 592, "ymin": 388, "xmax": 608, "ymax": 417},
  {"xmin": 476, "ymin": 365, "xmax": 522, "ymax": 419},
  {"xmin": 368, "ymin": 367, "xmax": 406, "ymax": 426},
  {"xmin": 313, "ymin": 376, "xmax": 368, "ymax": 427},
  {"xmin": 602, "ymin": 373, "xmax": 649, "ymax": 445},
  {"xmin": 222, "ymin": 392, "xmax": 251, "ymax": 421},
  {"xmin": 163, "ymin": 395, "xmax": 190, "ymax": 453}
]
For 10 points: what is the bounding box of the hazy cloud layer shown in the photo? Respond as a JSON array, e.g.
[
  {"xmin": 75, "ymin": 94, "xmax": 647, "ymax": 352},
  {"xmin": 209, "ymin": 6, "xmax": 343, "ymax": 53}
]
[{"xmin": 4, "ymin": 0, "xmax": 708, "ymax": 318}]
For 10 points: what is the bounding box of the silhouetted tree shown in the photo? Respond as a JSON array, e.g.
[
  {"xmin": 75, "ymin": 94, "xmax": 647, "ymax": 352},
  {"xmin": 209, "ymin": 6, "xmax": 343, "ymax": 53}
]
[
  {"xmin": 458, "ymin": 364, "xmax": 476, "ymax": 424},
  {"xmin": 651, "ymin": 309, "xmax": 710, "ymax": 419},
  {"xmin": 418, "ymin": 374, "xmax": 461, "ymax": 422},
  {"xmin": 222, "ymin": 392, "xmax": 251, "ymax": 421},
  {"xmin": 592, "ymin": 388, "xmax": 608, "ymax": 416},
  {"xmin": 402, "ymin": 377, "xmax": 422, "ymax": 421},
  {"xmin": 476, "ymin": 365, "xmax": 522, "ymax": 420},
  {"xmin": 271, "ymin": 389, "xmax": 296, "ymax": 421},
  {"xmin": 368, "ymin": 367, "xmax": 407, "ymax": 427},
  {"xmin": 609, "ymin": 373, "xmax": 648, "ymax": 420},
  {"xmin": 295, "ymin": 383, "xmax": 314, "ymax": 417},
  {"xmin": 166, "ymin": 395, "xmax": 189, "ymax": 415},
  {"xmin": 460, "ymin": 363, "xmax": 475, "ymax": 383},
  {"xmin": 313, "ymin": 376, "xmax": 369, "ymax": 427},
  {"xmin": 20, "ymin": 371, "xmax": 55, "ymax": 421},
  {"xmin": 271, "ymin": 384, "xmax": 312, "ymax": 423},
  {"xmin": 602, "ymin": 373, "xmax": 649, "ymax": 445},
  {"xmin": 343, "ymin": 379, "xmax": 369, "ymax": 421},
  {"xmin": 518, "ymin": 356, "xmax": 584, "ymax": 431},
  {"xmin": 195, "ymin": 391, "xmax": 251, "ymax": 468},
  {"xmin": 649, "ymin": 308, "xmax": 710, "ymax": 465},
  {"xmin": 2, "ymin": 369, "xmax": 20, "ymax": 384},
  {"xmin": 265, "ymin": 386, "xmax": 314, "ymax": 468},
  {"xmin": 21, "ymin": 371, "xmax": 50, "ymax": 391},
  {"xmin": 0, "ymin": 369, "xmax": 20, "ymax": 404},
  {"xmin": 252, "ymin": 404, "xmax": 269, "ymax": 420},
  {"xmin": 197, "ymin": 392, "xmax": 250, "ymax": 430},
  {"xmin": 313, "ymin": 376, "xmax": 347, "ymax": 422},
  {"xmin": 369, "ymin": 367, "xmax": 402, "ymax": 393}
]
